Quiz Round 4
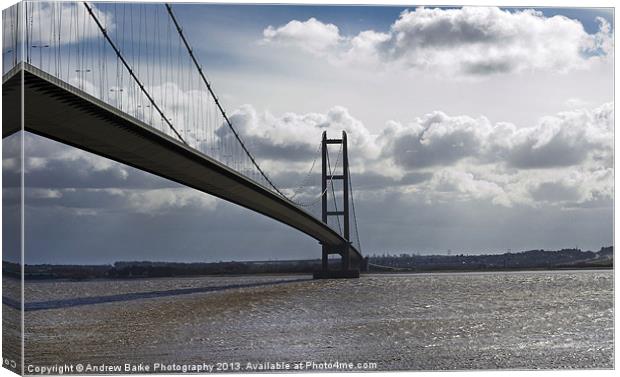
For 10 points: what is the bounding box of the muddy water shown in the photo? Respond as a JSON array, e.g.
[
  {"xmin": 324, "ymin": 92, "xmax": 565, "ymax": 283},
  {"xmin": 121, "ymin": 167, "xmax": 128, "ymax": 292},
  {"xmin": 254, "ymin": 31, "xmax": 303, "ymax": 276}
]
[{"xmin": 5, "ymin": 270, "xmax": 613, "ymax": 372}]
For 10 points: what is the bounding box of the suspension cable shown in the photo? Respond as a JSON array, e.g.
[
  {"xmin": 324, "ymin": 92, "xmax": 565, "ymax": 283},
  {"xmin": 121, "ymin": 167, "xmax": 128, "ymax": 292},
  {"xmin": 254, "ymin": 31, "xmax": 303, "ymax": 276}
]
[
  {"xmin": 82, "ymin": 2, "xmax": 186, "ymax": 144},
  {"xmin": 349, "ymin": 171, "xmax": 362, "ymax": 252},
  {"xmin": 295, "ymin": 142, "xmax": 342, "ymax": 207},
  {"xmin": 165, "ymin": 3, "xmax": 288, "ymax": 198},
  {"xmin": 85, "ymin": 2, "xmax": 351, "ymax": 218},
  {"xmin": 287, "ymin": 139, "xmax": 322, "ymax": 200}
]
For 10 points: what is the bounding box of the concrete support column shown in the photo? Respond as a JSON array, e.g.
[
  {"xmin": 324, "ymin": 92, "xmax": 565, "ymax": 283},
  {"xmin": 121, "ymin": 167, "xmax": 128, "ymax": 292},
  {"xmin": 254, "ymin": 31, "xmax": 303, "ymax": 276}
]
[{"xmin": 341, "ymin": 245, "xmax": 350, "ymax": 271}]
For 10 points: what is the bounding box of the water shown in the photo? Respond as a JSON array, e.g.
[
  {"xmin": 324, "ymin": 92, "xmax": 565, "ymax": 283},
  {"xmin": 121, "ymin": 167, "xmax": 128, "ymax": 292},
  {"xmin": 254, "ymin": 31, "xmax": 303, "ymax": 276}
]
[{"xmin": 4, "ymin": 270, "xmax": 614, "ymax": 372}]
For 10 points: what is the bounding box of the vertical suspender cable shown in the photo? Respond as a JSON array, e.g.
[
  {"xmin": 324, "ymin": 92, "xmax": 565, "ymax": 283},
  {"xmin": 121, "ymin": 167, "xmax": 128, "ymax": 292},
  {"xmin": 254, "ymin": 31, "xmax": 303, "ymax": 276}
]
[
  {"xmin": 82, "ymin": 2, "xmax": 186, "ymax": 144},
  {"xmin": 349, "ymin": 172, "xmax": 362, "ymax": 252}
]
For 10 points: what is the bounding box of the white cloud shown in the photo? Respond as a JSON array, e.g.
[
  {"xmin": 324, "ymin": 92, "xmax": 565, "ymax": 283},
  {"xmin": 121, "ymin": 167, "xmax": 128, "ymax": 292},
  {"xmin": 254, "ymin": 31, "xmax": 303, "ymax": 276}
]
[
  {"xmin": 27, "ymin": 188, "xmax": 63, "ymax": 199},
  {"xmin": 591, "ymin": 17, "xmax": 614, "ymax": 56},
  {"xmin": 380, "ymin": 102, "xmax": 613, "ymax": 171},
  {"xmin": 22, "ymin": 186, "xmax": 218, "ymax": 216},
  {"xmin": 125, "ymin": 188, "xmax": 218, "ymax": 215},
  {"xmin": 2, "ymin": 157, "xmax": 18, "ymax": 172},
  {"xmin": 226, "ymin": 102, "xmax": 613, "ymax": 208},
  {"xmin": 28, "ymin": 2, "xmax": 115, "ymax": 46},
  {"xmin": 429, "ymin": 170, "xmax": 511, "ymax": 207},
  {"xmin": 57, "ymin": 149, "xmax": 129, "ymax": 179},
  {"xmin": 503, "ymin": 103, "xmax": 613, "ymax": 169},
  {"xmin": 224, "ymin": 104, "xmax": 380, "ymax": 165},
  {"xmin": 564, "ymin": 98, "xmax": 591, "ymax": 108},
  {"xmin": 261, "ymin": 7, "xmax": 614, "ymax": 77},
  {"xmin": 262, "ymin": 18, "xmax": 342, "ymax": 55},
  {"xmin": 529, "ymin": 168, "xmax": 613, "ymax": 207},
  {"xmin": 379, "ymin": 111, "xmax": 493, "ymax": 169},
  {"xmin": 25, "ymin": 157, "xmax": 48, "ymax": 171}
]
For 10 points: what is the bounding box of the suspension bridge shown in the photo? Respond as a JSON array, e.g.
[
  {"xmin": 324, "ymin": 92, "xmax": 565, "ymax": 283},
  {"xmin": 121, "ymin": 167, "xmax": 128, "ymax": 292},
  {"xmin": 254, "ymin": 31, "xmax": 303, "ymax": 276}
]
[{"xmin": 2, "ymin": 2, "xmax": 365, "ymax": 278}]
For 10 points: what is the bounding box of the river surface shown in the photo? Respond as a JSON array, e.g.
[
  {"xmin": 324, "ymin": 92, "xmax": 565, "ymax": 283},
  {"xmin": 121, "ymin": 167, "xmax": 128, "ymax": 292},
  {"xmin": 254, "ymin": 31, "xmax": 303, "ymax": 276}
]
[{"xmin": 3, "ymin": 269, "xmax": 614, "ymax": 372}]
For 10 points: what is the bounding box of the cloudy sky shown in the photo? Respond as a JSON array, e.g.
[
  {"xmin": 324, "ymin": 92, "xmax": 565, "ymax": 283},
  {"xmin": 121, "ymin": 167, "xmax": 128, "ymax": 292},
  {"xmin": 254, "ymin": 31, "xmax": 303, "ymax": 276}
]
[{"xmin": 2, "ymin": 2, "xmax": 614, "ymax": 264}]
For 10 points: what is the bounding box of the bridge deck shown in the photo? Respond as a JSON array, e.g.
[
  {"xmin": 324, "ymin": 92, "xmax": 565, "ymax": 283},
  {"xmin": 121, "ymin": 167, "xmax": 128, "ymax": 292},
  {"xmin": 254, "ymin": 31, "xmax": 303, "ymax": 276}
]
[{"xmin": 2, "ymin": 63, "xmax": 361, "ymax": 260}]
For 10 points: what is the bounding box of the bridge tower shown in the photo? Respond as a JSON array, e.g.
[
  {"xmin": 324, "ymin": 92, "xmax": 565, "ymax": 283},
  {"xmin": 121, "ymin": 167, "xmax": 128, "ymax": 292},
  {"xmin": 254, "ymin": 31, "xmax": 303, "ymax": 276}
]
[{"xmin": 314, "ymin": 131, "xmax": 360, "ymax": 279}]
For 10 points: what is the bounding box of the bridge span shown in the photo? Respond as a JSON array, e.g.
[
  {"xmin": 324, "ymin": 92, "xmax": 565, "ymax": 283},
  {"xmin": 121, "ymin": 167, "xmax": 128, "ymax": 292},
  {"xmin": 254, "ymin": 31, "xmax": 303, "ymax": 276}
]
[
  {"xmin": 2, "ymin": 63, "xmax": 363, "ymax": 274},
  {"xmin": 2, "ymin": 2, "xmax": 364, "ymax": 277}
]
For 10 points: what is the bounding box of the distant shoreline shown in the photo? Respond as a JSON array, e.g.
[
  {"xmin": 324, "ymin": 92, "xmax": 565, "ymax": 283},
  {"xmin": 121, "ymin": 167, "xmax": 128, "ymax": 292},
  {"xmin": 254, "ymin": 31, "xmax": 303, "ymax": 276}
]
[
  {"xmin": 1, "ymin": 266, "xmax": 613, "ymax": 282},
  {"xmin": 365, "ymin": 265, "xmax": 613, "ymax": 274},
  {"xmin": 3, "ymin": 246, "xmax": 612, "ymax": 280},
  {"xmin": 2, "ymin": 246, "xmax": 613, "ymax": 280}
]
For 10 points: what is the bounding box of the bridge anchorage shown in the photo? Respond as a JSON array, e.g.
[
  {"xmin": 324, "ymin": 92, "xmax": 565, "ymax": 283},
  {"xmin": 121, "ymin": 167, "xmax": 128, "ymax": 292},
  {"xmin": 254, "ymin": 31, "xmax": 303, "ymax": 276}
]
[{"xmin": 313, "ymin": 131, "xmax": 365, "ymax": 279}]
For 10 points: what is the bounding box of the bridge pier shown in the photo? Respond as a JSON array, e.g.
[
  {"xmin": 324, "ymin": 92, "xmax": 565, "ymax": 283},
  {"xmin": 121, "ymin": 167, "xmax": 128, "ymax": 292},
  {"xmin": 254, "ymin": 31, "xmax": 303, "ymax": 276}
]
[
  {"xmin": 313, "ymin": 130, "xmax": 360, "ymax": 279},
  {"xmin": 313, "ymin": 243, "xmax": 360, "ymax": 279}
]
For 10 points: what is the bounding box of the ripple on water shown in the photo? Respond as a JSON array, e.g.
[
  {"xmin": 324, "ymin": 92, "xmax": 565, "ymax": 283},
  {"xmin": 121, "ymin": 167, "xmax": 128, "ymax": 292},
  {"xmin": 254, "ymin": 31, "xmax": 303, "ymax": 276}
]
[{"xmin": 15, "ymin": 270, "xmax": 614, "ymax": 370}]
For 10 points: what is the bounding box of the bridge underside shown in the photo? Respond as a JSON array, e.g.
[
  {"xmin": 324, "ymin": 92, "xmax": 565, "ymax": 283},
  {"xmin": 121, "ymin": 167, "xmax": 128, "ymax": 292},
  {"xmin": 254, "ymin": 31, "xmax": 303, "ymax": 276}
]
[{"xmin": 2, "ymin": 64, "xmax": 362, "ymax": 273}]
